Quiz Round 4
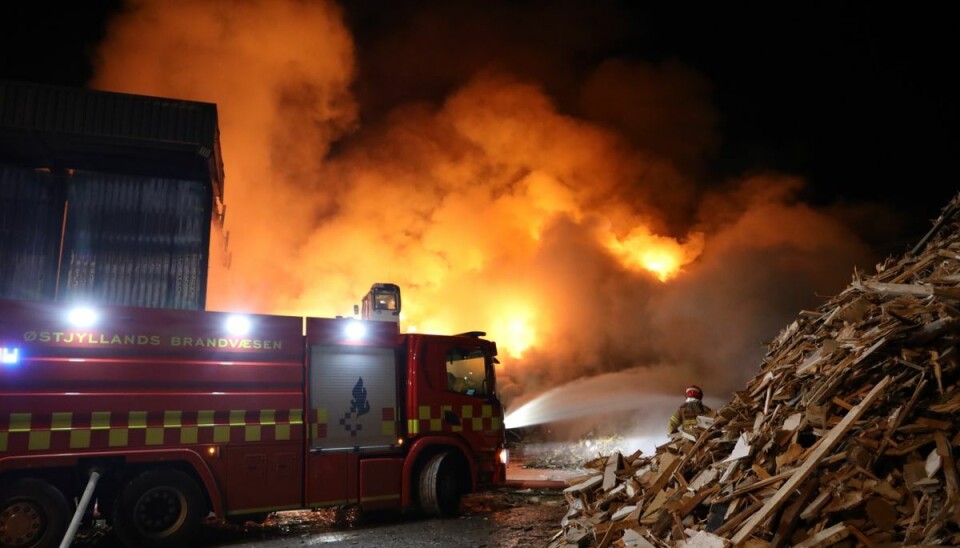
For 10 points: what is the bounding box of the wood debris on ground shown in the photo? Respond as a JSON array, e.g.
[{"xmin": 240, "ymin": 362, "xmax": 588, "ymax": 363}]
[
  {"xmin": 550, "ymin": 192, "xmax": 960, "ymax": 547},
  {"xmin": 515, "ymin": 434, "xmax": 631, "ymax": 471}
]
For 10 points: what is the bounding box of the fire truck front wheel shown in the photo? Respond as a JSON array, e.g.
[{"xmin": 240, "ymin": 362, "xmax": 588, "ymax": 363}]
[
  {"xmin": 418, "ymin": 452, "xmax": 462, "ymax": 517},
  {"xmin": 110, "ymin": 469, "xmax": 206, "ymax": 548},
  {"xmin": 0, "ymin": 478, "xmax": 70, "ymax": 548}
]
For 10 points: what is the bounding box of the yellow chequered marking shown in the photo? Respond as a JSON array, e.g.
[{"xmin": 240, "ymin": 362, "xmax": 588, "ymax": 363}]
[
  {"xmin": 109, "ymin": 429, "xmax": 128, "ymax": 447},
  {"xmin": 91, "ymin": 412, "xmax": 111, "ymax": 429},
  {"xmin": 406, "ymin": 405, "xmax": 505, "ymax": 436},
  {"xmin": 230, "ymin": 410, "xmax": 246, "ymax": 426},
  {"xmin": 70, "ymin": 430, "xmax": 91, "ymax": 449},
  {"xmin": 128, "ymin": 411, "xmax": 147, "ymax": 429},
  {"xmin": 198, "ymin": 410, "xmax": 215, "ymax": 427},
  {"xmin": 181, "ymin": 427, "xmax": 198, "ymax": 444},
  {"xmin": 146, "ymin": 428, "xmax": 164, "ymax": 446},
  {"xmin": 10, "ymin": 413, "xmax": 31, "ymax": 432},
  {"xmin": 164, "ymin": 411, "xmax": 182, "ymax": 427},
  {"xmin": 290, "ymin": 409, "xmax": 303, "ymax": 424},
  {"xmin": 1, "ymin": 408, "xmax": 302, "ymax": 452},
  {"xmin": 214, "ymin": 426, "xmax": 231, "ymax": 442},
  {"xmin": 29, "ymin": 431, "xmax": 50, "ymax": 451},
  {"xmin": 381, "ymin": 421, "xmax": 395, "ymax": 436},
  {"xmin": 51, "ymin": 412, "xmax": 73, "ymax": 431},
  {"xmin": 261, "ymin": 410, "xmax": 276, "ymax": 425},
  {"xmin": 311, "ymin": 408, "xmax": 328, "ymax": 439}
]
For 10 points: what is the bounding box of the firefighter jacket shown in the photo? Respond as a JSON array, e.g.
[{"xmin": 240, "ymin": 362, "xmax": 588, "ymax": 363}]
[{"xmin": 668, "ymin": 399, "xmax": 712, "ymax": 434}]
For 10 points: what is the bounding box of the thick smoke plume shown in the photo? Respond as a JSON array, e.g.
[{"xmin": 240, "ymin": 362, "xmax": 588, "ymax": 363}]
[{"xmin": 92, "ymin": 0, "xmax": 889, "ymax": 426}]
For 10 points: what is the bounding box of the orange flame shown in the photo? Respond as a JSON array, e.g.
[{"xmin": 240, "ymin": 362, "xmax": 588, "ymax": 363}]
[
  {"xmin": 604, "ymin": 227, "xmax": 704, "ymax": 281},
  {"xmin": 493, "ymin": 310, "xmax": 537, "ymax": 359}
]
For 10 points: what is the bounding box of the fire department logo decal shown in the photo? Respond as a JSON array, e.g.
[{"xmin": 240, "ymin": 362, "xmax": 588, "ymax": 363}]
[{"xmin": 339, "ymin": 377, "xmax": 371, "ymax": 437}]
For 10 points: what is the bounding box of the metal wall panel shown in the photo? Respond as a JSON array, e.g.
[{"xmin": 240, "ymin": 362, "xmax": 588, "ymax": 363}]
[
  {"xmin": 60, "ymin": 171, "xmax": 210, "ymax": 310},
  {"xmin": 0, "ymin": 80, "xmax": 217, "ymax": 147},
  {"xmin": 0, "ymin": 80, "xmax": 224, "ymax": 206},
  {"xmin": 0, "ymin": 165, "xmax": 65, "ymax": 300}
]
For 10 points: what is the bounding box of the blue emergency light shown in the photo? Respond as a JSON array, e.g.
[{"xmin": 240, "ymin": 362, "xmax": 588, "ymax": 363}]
[{"xmin": 1, "ymin": 346, "xmax": 19, "ymax": 365}]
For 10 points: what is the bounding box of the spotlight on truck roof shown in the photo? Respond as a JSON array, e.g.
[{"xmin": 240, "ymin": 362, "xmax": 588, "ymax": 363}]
[
  {"xmin": 344, "ymin": 320, "xmax": 366, "ymax": 340},
  {"xmin": 225, "ymin": 315, "xmax": 251, "ymax": 336},
  {"xmin": 67, "ymin": 306, "xmax": 98, "ymax": 328}
]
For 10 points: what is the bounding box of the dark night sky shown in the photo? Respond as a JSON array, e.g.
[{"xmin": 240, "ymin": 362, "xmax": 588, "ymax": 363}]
[{"xmin": 2, "ymin": 1, "xmax": 958, "ymax": 250}]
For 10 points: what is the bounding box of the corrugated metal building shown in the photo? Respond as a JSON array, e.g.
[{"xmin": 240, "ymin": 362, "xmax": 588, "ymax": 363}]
[{"xmin": 0, "ymin": 80, "xmax": 225, "ymax": 310}]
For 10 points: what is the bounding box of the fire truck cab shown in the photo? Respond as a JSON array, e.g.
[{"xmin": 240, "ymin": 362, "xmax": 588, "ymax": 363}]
[
  {"xmin": 0, "ymin": 285, "xmax": 507, "ymax": 548},
  {"xmin": 360, "ymin": 282, "xmax": 401, "ymax": 322}
]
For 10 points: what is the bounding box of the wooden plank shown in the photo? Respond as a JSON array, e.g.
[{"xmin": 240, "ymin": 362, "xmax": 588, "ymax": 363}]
[
  {"xmin": 646, "ymin": 453, "xmax": 682, "ymax": 498},
  {"xmin": 875, "ymin": 376, "xmax": 926, "ymax": 461},
  {"xmin": 751, "ymin": 463, "xmax": 771, "ymax": 480},
  {"xmin": 603, "ymin": 452, "xmax": 622, "ymax": 491},
  {"xmin": 713, "ymin": 469, "xmax": 796, "ymax": 504},
  {"xmin": 799, "ymin": 490, "xmax": 831, "ymax": 521},
  {"xmin": 770, "ymin": 479, "xmax": 819, "ymax": 548},
  {"xmin": 677, "ymin": 484, "xmax": 720, "ymax": 518},
  {"xmin": 731, "ymin": 376, "xmax": 891, "ymax": 546},
  {"xmin": 909, "ymin": 203, "xmax": 959, "ymax": 256},
  {"xmin": 935, "ymin": 432, "xmax": 960, "ymax": 497},
  {"xmin": 846, "ymin": 523, "xmax": 877, "ymax": 547},
  {"xmin": 714, "ymin": 499, "xmax": 764, "ymax": 536},
  {"xmin": 831, "ymin": 396, "xmax": 854, "ymax": 411},
  {"xmin": 865, "ymin": 497, "xmax": 898, "ymax": 532},
  {"xmin": 792, "ymin": 523, "xmax": 850, "ymax": 548}
]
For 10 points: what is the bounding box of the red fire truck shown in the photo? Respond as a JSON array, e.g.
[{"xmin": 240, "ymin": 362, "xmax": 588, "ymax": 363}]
[{"xmin": 0, "ymin": 284, "xmax": 507, "ymax": 548}]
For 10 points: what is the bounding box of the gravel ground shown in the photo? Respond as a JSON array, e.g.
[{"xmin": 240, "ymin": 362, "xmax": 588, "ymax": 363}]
[{"xmin": 74, "ymin": 486, "xmax": 569, "ymax": 548}]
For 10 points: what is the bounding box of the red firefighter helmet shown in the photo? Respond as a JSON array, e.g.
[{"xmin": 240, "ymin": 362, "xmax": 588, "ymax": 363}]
[{"xmin": 685, "ymin": 385, "xmax": 703, "ymax": 399}]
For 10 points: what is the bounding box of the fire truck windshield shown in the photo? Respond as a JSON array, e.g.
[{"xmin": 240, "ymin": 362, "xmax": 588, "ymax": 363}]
[
  {"xmin": 445, "ymin": 347, "xmax": 489, "ymax": 397},
  {"xmin": 374, "ymin": 292, "xmax": 397, "ymax": 311}
]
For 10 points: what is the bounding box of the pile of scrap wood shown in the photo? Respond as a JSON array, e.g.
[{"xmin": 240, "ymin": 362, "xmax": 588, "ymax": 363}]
[
  {"xmin": 550, "ymin": 193, "xmax": 960, "ymax": 548},
  {"xmin": 519, "ymin": 434, "xmax": 631, "ymax": 470}
]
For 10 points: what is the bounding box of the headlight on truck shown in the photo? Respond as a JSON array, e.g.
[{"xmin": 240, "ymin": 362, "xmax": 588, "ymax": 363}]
[
  {"xmin": 67, "ymin": 306, "xmax": 99, "ymax": 328},
  {"xmin": 225, "ymin": 314, "xmax": 252, "ymax": 336},
  {"xmin": 344, "ymin": 320, "xmax": 366, "ymax": 340},
  {"xmin": 498, "ymin": 448, "xmax": 509, "ymax": 465}
]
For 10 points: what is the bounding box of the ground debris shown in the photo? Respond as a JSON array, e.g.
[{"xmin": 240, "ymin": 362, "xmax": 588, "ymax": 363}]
[
  {"xmin": 516, "ymin": 433, "xmax": 633, "ymax": 470},
  {"xmin": 550, "ymin": 193, "xmax": 960, "ymax": 546}
]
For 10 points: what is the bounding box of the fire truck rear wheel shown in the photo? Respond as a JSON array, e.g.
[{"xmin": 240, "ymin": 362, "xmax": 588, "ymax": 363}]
[
  {"xmin": 111, "ymin": 469, "xmax": 206, "ymax": 548},
  {"xmin": 418, "ymin": 452, "xmax": 462, "ymax": 517},
  {"xmin": 0, "ymin": 478, "xmax": 70, "ymax": 548}
]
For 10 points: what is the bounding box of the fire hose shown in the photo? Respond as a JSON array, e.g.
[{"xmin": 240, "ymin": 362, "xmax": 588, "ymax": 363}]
[{"xmin": 59, "ymin": 468, "xmax": 101, "ymax": 548}]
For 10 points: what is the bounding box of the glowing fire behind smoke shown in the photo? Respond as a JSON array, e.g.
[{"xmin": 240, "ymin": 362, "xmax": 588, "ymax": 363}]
[
  {"xmin": 92, "ymin": 0, "xmax": 883, "ymax": 412},
  {"xmin": 604, "ymin": 228, "xmax": 705, "ymax": 282}
]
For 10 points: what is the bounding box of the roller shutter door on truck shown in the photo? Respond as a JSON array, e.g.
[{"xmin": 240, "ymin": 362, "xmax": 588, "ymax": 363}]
[{"xmin": 308, "ymin": 345, "xmax": 398, "ymax": 451}]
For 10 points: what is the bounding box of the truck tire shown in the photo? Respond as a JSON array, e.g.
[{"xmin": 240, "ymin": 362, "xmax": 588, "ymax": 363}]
[
  {"xmin": 418, "ymin": 452, "xmax": 462, "ymax": 517},
  {"xmin": 0, "ymin": 478, "xmax": 70, "ymax": 548},
  {"xmin": 111, "ymin": 469, "xmax": 205, "ymax": 548}
]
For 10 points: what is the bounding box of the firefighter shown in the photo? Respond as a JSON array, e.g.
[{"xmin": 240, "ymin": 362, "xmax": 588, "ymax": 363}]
[{"xmin": 668, "ymin": 385, "xmax": 712, "ymax": 434}]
